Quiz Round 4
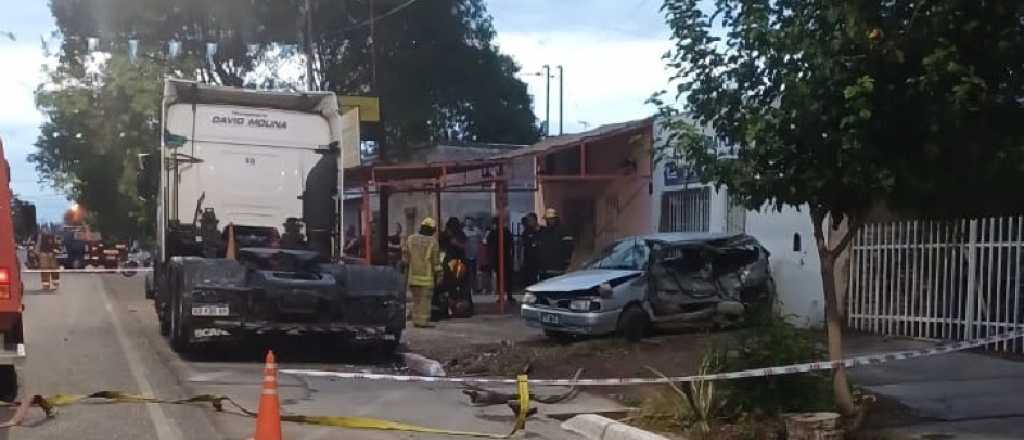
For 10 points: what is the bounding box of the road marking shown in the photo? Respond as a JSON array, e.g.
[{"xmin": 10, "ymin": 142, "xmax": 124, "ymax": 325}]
[{"xmin": 99, "ymin": 277, "xmax": 180, "ymax": 440}]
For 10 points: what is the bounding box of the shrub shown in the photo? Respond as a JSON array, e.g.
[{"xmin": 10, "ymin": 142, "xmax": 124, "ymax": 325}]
[{"xmin": 717, "ymin": 315, "xmax": 834, "ymax": 415}]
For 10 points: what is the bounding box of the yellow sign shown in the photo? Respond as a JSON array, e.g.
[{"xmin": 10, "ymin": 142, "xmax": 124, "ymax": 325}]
[{"xmin": 339, "ymin": 96, "xmax": 381, "ymax": 122}]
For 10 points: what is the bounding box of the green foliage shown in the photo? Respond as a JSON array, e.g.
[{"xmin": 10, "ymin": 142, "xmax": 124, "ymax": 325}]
[
  {"xmin": 31, "ymin": 54, "xmax": 162, "ymax": 239},
  {"xmin": 35, "ymin": 0, "xmax": 538, "ymax": 237},
  {"xmin": 658, "ymin": 0, "xmax": 1024, "ymax": 223},
  {"xmin": 717, "ymin": 317, "xmax": 833, "ymax": 415},
  {"xmin": 47, "ymin": 0, "xmax": 539, "ymax": 151}
]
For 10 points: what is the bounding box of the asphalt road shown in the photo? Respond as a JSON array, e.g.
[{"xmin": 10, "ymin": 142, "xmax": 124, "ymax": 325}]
[{"xmin": 3, "ymin": 273, "xmax": 588, "ymax": 440}]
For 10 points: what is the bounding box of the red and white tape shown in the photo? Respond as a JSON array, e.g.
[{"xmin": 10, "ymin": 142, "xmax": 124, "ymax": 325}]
[{"xmin": 282, "ymin": 329, "xmax": 1024, "ymax": 386}]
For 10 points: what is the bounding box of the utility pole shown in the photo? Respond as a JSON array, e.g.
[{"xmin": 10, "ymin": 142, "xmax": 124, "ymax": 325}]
[
  {"xmin": 304, "ymin": 0, "xmax": 315, "ymax": 91},
  {"xmin": 543, "ymin": 64, "xmax": 551, "ymax": 136},
  {"xmin": 557, "ymin": 65, "xmax": 564, "ymax": 135}
]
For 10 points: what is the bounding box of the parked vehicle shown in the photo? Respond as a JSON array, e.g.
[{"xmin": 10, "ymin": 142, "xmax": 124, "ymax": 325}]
[
  {"xmin": 0, "ymin": 136, "xmax": 26, "ymax": 400},
  {"xmin": 143, "ymin": 80, "xmax": 404, "ymax": 353},
  {"xmin": 521, "ymin": 232, "xmax": 776, "ymax": 341}
]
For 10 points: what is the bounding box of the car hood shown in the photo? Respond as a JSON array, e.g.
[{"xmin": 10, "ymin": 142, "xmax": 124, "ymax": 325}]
[{"xmin": 527, "ymin": 269, "xmax": 643, "ymax": 293}]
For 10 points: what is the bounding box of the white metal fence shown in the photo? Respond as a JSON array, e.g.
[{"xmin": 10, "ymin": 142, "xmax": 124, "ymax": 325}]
[{"xmin": 847, "ymin": 216, "xmax": 1024, "ymax": 352}]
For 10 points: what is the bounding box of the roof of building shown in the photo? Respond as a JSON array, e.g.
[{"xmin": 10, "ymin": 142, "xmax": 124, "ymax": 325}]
[{"xmin": 490, "ymin": 117, "xmax": 653, "ymax": 160}]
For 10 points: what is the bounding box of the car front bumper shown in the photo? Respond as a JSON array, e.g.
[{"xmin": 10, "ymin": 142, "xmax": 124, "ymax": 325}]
[{"xmin": 521, "ymin": 304, "xmax": 620, "ymax": 336}]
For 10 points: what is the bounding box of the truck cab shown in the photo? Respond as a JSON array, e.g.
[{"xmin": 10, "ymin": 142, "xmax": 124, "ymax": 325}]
[{"xmin": 147, "ymin": 80, "xmax": 404, "ymax": 353}]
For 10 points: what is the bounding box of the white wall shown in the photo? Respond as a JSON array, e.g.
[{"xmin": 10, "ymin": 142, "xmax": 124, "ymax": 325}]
[
  {"xmin": 651, "ymin": 117, "xmax": 826, "ymax": 326},
  {"xmin": 745, "ymin": 205, "xmax": 825, "ymax": 327}
]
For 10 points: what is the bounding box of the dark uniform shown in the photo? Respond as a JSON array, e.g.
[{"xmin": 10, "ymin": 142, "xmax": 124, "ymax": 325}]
[
  {"xmin": 538, "ymin": 210, "xmax": 574, "ymax": 279},
  {"xmin": 520, "ymin": 215, "xmax": 542, "ymax": 286}
]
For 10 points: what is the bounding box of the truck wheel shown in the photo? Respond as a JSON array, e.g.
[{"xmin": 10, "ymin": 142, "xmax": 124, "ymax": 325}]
[
  {"xmin": 618, "ymin": 305, "xmax": 650, "ymax": 342},
  {"xmin": 169, "ymin": 293, "xmax": 193, "ymax": 353},
  {"xmin": 0, "ymin": 366, "xmax": 16, "ymax": 403}
]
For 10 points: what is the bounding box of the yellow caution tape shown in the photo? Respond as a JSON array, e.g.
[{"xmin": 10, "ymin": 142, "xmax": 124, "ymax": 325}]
[{"xmin": 0, "ymin": 382, "xmax": 533, "ymax": 438}]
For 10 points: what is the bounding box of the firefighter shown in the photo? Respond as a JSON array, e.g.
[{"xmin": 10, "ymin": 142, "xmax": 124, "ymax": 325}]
[
  {"xmin": 520, "ymin": 212, "xmax": 542, "ymax": 287},
  {"xmin": 36, "ymin": 233, "xmax": 60, "ymax": 290},
  {"xmin": 538, "ymin": 208, "xmax": 574, "ymax": 279},
  {"xmin": 402, "ymin": 217, "xmax": 441, "ymax": 328}
]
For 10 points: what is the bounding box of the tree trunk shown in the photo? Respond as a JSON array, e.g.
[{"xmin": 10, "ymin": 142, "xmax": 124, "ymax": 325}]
[
  {"xmin": 829, "ymin": 217, "xmax": 851, "ymax": 322},
  {"xmin": 811, "ymin": 212, "xmax": 858, "ymax": 416}
]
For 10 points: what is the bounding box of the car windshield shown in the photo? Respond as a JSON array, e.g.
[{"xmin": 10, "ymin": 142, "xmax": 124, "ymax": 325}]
[{"xmin": 585, "ymin": 239, "xmax": 643, "ymax": 270}]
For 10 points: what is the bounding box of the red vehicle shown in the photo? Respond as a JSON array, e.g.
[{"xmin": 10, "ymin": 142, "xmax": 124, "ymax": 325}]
[{"xmin": 0, "ymin": 136, "xmax": 25, "ymax": 401}]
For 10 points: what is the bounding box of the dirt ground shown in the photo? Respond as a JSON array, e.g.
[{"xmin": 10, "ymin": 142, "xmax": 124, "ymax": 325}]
[
  {"xmin": 403, "ymin": 312, "xmax": 927, "ymax": 439},
  {"xmin": 405, "ymin": 312, "xmax": 734, "ymax": 378}
]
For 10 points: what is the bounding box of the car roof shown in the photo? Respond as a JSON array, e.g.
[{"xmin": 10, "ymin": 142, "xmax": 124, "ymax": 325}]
[{"xmin": 637, "ymin": 232, "xmax": 749, "ymax": 245}]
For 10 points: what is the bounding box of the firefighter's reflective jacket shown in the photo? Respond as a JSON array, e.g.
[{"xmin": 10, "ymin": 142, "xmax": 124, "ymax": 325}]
[{"xmin": 403, "ymin": 233, "xmax": 441, "ymax": 287}]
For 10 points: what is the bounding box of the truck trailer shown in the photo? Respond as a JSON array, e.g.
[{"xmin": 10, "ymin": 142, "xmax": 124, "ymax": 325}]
[{"xmin": 145, "ymin": 80, "xmax": 405, "ymax": 353}]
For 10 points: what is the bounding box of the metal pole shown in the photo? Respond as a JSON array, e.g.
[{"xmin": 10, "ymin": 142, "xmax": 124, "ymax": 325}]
[
  {"xmin": 304, "ymin": 0, "xmax": 316, "ymax": 91},
  {"xmin": 497, "ymin": 180, "xmax": 507, "ymax": 314},
  {"xmin": 558, "ymin": 65, "xmax": 564, "ymax": 135},
  {"xmin": 362, "ymin": 185, "xmax": 372, "ymax": 263},
  {"xmin": 543, "ymin": 65, "xmax": 551, "ymax": 136}
]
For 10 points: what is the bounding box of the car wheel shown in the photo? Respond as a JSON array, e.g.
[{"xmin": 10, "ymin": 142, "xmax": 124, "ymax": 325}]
[{"xmin": 618, "ymin": 305, "xmax": 650, "ymax": 342}]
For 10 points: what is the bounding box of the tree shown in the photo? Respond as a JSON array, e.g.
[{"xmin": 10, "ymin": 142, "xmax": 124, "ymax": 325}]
[
  {"xmin": 32, "ymin": 54, "xmax": 163, "ymax": 239},
  {"xmin": 35, "ymin": 1, "xmax": 538, "ymax": 237},
  {"xmin": 658, "ymin": 0, "xmax": 1024, "ymax": 415},
  {"xmin": 309, "ymin": 0, "xmax": 539, "ymax": 152}
]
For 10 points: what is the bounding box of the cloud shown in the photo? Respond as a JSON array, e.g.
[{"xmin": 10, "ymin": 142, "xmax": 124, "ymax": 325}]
[
  {"xmin": 496, "ymin": 30, "xmax": 671, "ymax": 133},
  {"xmin": 0, "ymin": 43, "xmax": 47, "ymax": 127}
]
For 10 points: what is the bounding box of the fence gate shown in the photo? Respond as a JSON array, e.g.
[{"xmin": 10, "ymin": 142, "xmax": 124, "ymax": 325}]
[
  {"xmin": 659, "ymin": 187, "xmax": 711, "ymax": 233},
  {"xmin": 847, "ymin": 217, "xmax": 1024, "ymax": 353}
]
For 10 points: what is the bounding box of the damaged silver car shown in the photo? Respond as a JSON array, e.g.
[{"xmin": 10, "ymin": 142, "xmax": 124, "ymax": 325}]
[{"xmin": 520, "ymin": 233, "xmax": 776, "ymax": 341}]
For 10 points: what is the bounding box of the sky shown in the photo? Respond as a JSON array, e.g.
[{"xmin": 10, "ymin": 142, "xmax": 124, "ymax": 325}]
[{"xmin": 0, "ymin": 0, "xmax": 674, "ymax": 221}]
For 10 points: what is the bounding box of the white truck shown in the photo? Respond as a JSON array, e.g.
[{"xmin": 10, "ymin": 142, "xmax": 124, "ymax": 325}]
[{"xmin": 143, "ymin": 79, "xmax": 404, "ymax": 353}]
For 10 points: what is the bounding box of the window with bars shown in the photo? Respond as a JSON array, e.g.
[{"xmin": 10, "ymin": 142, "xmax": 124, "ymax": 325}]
[{"xmin": 659, "ymin": 187, "xmax": 711, "ymax": 233}]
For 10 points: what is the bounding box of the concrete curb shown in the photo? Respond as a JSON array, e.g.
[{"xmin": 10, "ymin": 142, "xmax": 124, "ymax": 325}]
[
  {"xmin": 401, "ymin": 352, "xmax": 447, "ymax": 377},
  {"xmin": 561, "ymin": 414, "xmax": 672, "ymax": 440}
]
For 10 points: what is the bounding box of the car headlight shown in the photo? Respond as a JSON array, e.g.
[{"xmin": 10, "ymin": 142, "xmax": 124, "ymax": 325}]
[
  {"xmin": 522, "ymin": 293, "xmax": 537, "ymax": 304},
  {"xmin": 570, "ymin": 299, "xmax": 598, "ymax": 312}
]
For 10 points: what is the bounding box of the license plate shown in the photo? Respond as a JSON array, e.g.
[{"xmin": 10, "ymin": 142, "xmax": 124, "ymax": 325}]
[
  {"xmin": 191, "ymin": 305, "xmax": 230, "ymax": 317},
  {"xmin": 540, "ymin": 313, "xmax": 560, "ymax": 325}
]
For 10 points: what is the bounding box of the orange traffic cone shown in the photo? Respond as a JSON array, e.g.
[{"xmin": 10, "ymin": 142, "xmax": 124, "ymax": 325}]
[{"xmin": 253, "ymin": 350, "xmax": 282, "ymax": 440}]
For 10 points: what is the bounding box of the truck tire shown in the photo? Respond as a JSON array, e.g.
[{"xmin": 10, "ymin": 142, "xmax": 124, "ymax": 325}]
[
  {"xmin": 618, "ymin": 305, "xmax": 651, "ymax": 342},
  {"xmin": 169, "ymin": 290, "xmax": 193, "ymax": 353},
  {"xmin": 0, "ymin": 366, "xmax": 16, "ymax": 403},
  {"xmin": 167, "ymin": 264, "xmax": 194, "ymax": 353}
]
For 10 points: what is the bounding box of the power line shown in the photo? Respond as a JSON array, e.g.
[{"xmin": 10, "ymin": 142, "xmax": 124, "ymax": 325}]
[{"xmin": 320, "ymin": 0, "xmax": 420, "ymax": 38}]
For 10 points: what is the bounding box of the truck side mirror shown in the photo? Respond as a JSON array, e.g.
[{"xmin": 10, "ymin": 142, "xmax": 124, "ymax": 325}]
[{"xmin": 136, "ymin": 153, "xmax": 159, "ymax": 201}]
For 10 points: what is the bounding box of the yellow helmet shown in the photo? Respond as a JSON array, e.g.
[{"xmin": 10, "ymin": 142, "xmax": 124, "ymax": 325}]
[
  {"xmin": 544, "ymin": 208, "xmax": 559, "ymax": 219},
  {"xmin": 420, "ymin": 217, "xmax": 436, "ymax": 228}
]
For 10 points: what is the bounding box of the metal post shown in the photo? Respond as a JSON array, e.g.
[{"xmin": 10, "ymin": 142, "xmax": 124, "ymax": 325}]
[
  {"xmin": 497, "ymin": 180, "xmax": 508, "ymax": 314},
  {"xmin": 558, "ymin": 65, "xmax": 564, "ymax": 135},
  {"xmin": 543, "ymin": 65, "xmax": 551, "ymax": 136},
  {"xmin": 362, "ymin": 185, "xmax": 372, "ymax": 264},
  {"xmin": 379, "ymin": 186, "xmax": 391, "ymax": 264},
  {"xmin": 965, "ymin": 219, "xmax": 978, "ymax": 339}
]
